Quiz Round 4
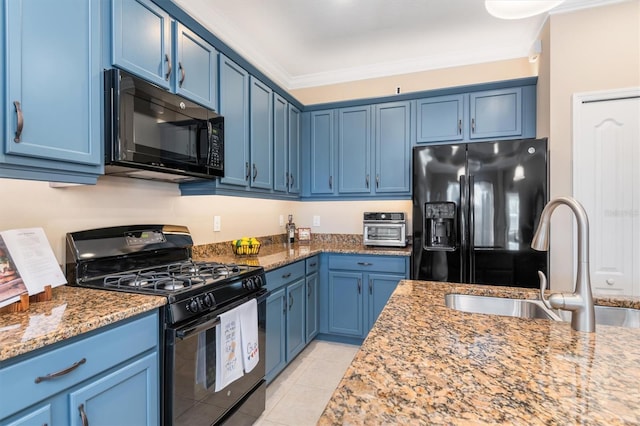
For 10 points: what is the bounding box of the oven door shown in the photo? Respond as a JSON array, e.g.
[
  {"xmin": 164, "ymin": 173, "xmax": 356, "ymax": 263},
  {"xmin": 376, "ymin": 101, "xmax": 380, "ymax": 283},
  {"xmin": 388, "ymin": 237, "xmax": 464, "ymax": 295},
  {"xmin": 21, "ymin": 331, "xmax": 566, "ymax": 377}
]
[
  {"xmin": 164, "ymin": 295, "xmax": 266, "ymax": 426},
  {"xmin": 363, "ymin": 222, "xmax": 407, "ymax": 246}
]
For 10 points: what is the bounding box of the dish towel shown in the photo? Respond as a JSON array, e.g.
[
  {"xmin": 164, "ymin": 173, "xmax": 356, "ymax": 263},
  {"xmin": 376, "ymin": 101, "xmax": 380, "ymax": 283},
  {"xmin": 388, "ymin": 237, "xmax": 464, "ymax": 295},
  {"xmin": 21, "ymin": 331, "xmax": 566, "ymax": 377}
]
[
  {"xmin": 215, "ymin": 306, "xmax": 244, "ymax": 391},
  {"xmin": 238, "ymin": 298, "xmax": 259, "ymax": 373}
]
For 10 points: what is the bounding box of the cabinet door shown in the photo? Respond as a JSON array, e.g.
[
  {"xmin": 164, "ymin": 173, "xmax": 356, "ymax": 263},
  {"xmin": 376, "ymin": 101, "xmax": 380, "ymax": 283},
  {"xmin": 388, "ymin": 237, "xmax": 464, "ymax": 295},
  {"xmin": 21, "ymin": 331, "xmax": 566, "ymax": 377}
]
[
  {"xmin": 328, "ymin": 271, "xmax": 364, "ymax": 337},
  {"xmin": 288, "ymin": 105, "xmax": 301, "ymax": 194},
  {"xmin": 219, "ymin": 55, "xmax": 250, "ymax": 187},
  {"xmin": 173, "ymin": 22, "xmax": 217, "ymax": 110},
  {"xmin": 310, "ymin": 110, "xmax": 336, "ymax": 195},
  {"xmin": 375, "ymin": 101, "xmax": 411, "ymax": 194},
  {"xmin": 4, "ymin": 0, "xmax": 102, "ymax": 167},
  {"xmin": 416, "ymin": 95, "xmax": 465, "ymax": 143},
  {"xmin": 3, "ymin": 404, "xmax": 52, "ymax": 426},
  {"xmin": 68, "ymin": 352, "xmax": 159, "ymax": 426},
  {"xmin": 305, "ymin": 271, "xmax": 319, "ymax": 341},
  {"xmin": 112, "ymin": 0, "xmax": 171, "ymax": 89},
  {"xmin": 470, "ymin": 88, "xmax": 522, "ymax": 139},
  {"xmin": 265, "ymin": 288, "xmax": 286, "ymax": 383},
  {"xmin": 273, "ymin": 94, "xmax": 288, "ymax": 192},
  {"xmin": 367, "ymin": 274, "xmax": 401, "ymax": 330},
  {"xmin": 249, "ymin": 77, "xmax": 273, "ymax": 189},
  {"xmin": 286, "ymin": 278, "xmax": 306, "ymax": 360},
  {"xmin": 338, "ymin": 106, "xmax": 371, "ymax": 194}
]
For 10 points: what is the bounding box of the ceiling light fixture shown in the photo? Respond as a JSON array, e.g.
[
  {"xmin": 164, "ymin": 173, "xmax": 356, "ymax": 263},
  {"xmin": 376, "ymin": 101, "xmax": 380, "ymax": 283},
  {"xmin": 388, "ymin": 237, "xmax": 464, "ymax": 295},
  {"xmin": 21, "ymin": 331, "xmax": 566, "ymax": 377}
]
[{"xmin": 485, "ymin": 0, "xmax": 565, "ymax": 19}]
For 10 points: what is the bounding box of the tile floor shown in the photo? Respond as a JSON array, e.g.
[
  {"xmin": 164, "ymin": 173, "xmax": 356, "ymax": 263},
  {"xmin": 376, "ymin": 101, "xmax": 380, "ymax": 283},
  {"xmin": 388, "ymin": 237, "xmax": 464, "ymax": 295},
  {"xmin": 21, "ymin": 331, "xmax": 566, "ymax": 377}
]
[{"xmin": 255, "ymin": 340, "xmax": 360, "ymax": 426}]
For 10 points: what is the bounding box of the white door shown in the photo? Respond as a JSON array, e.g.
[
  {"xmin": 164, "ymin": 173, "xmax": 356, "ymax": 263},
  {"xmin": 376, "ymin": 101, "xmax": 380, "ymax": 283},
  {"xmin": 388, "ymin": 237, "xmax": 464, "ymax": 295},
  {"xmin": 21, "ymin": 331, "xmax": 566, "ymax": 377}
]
[{"xmin": 573, "ymin": 89, "xmax": 640, "ymax": 296}]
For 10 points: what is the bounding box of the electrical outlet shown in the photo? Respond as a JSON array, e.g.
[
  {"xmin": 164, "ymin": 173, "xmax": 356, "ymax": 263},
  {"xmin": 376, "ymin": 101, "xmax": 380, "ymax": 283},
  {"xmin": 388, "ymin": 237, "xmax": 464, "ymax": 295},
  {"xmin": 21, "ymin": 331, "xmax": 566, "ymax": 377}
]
[
  {"xmin": 279, "ymin": 215, "xmax": 284, "ymax": 226},
  {"xmin": 313, "ymin": 215, "xmax": 321, "ymax": 227},
  {"xmin": 213, "ymin": 216, "xmax": 221, "ymax": 232}
]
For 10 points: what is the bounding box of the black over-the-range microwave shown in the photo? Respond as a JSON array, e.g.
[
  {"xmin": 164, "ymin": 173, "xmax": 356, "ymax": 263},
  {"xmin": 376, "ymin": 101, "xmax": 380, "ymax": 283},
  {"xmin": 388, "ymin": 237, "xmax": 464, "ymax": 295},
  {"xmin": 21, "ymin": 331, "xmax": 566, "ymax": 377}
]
[{"xmin": 104, "ymin": 68, "xmax": 224, "ymax": 183}]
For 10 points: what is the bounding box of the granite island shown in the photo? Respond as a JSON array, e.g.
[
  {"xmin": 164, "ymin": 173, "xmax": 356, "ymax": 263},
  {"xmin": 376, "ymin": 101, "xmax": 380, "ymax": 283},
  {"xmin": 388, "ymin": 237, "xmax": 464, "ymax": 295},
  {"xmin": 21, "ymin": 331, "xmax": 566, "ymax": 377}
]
[{"xmin": 319, "ymin": 280, "xmax": 640, "ymax": 425}]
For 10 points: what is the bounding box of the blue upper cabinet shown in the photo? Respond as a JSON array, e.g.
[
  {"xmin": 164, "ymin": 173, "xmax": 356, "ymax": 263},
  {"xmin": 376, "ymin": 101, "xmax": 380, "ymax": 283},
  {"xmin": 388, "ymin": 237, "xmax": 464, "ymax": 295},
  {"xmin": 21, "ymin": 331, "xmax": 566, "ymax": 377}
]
[
  {"xmin": 416, "ymin": 95, "xmax": 465, "ymax": 143},
  {"xmin": 219, "ymin": 55, "xmax": 250, "ymax": 187},
  {"xmin": 173, "ymin": 22, "xmax": 218, "ymax": 110},
  {"xmin": 249, "ymin": 76, "xmax": 273, "ymax": 190},
  {"xmin": 308, "ymin": 110, "xmax": 336, "ymax": 196},
  {"xmin": 112, "ymin": 0, "xmax": 218, "ymax": 110},
  {"xmin": 273, "ymin": 94, "xmax": 288, "ymax": 193},
  {"xmin": 338, "ymin": 106, "xmax": 371, "ymax": 194},
  {"xmin": 288, "ymin": 105, "xmax": 301, "ymax": 194},
  {"xmin": 0, "ymin": 0, "xmax": 103, "ymax": 184},
  {"xmin": 470, "ymin": 87, "xmax": 522, "ymax": 139},
  {"xmin": 375, "ymin": 101, "xmax": 411, "ymax": 194},
  {"xmin": 112, "ymin": 0, "xmax": 172, "ymax": 89}
]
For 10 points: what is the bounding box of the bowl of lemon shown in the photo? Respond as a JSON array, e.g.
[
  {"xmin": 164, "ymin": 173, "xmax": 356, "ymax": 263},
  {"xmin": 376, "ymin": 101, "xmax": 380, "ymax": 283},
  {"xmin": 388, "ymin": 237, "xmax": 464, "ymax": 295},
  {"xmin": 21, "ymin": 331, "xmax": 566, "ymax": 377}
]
[{"xmin": 232, "ymin": 237, "xmax": 261, "ymax": 255}]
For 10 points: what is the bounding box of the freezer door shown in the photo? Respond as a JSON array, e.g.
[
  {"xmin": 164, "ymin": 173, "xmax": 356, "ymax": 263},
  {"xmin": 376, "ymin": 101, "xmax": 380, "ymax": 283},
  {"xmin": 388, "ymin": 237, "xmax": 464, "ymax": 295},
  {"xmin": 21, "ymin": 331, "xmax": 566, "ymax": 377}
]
[
  {"xmin": 466, "ymin": 138, "xmax": 548, "ymax": 287},
  {"xmin": 412, "ymin": 145, "xmax": 466, "ymax": 282}
]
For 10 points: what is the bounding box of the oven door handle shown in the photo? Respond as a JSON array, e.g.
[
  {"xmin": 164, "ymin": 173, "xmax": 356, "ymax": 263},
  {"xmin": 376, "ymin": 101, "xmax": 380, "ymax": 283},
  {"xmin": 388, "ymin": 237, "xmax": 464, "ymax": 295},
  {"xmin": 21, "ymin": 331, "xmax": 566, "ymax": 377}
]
[{"xmin": 176, "ymin": 317, "xmax": 221, "ymax": 339}]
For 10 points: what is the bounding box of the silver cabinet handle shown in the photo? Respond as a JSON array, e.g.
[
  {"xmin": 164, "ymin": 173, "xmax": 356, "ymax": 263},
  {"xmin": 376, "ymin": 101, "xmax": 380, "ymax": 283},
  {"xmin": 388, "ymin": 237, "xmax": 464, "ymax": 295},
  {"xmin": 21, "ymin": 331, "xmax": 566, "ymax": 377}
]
[
  {"xmin": 376, "ymin": 175, "xmax": 380, "ymax": 189},
  {"xmin": 245, "ymin": 162, "xmax": 250, "ymax": 181},
  {"xmin": 369, "ymin": 279, "xmax": 373, "ymax": 295},
  {"xmin": 307, "ymin": 283, "xmax": 313, "ymax": 297},
  {"xmin": 289, "ymin": 173, "xmax": 294, "ymax": 188},
  {"xmin": 165, "ymin": 54, "xmax": 172, "ymax": 80},
  {"xmin": 13, "ymin": 101, "xmax": 23, "ymax": 143},
  {"xmin": 78, "ymin": 403, "xmax": 89, "ymax": 426},
  {"xmin": 289, "ymin": 293, "xmax": 294, "ymax": 310},
  {"xmin": 282, "ymin": 272, "xmax": 292, "ymax": 279},
  {"xmin": 309, "ymin": 262, "xmax": 317, "ymax": 267},
  {"xmin": 282, "ymin": 295, "xmax": 286, "ymax": 314},
  {"xmin": 458, "ymin": 119, "xmax": 462, "ymax": 134},
  {"xmin": 329, "ymin": 175, "xmax": 333, "ymax": 190},
  {"xmin": 357, "ymin": 262, "xmax": 373, "ymax": 266},
  {"xmin": 253, "ymin": 163, "xmax": 258, "ymax": 181},
  {"xmin": 471, "ymin": 118, "xmax": 476, "ymax": 133},
  {"xmin": 35, "ymin": 358, "xmax": 86, "ymax": 383},
  {"xmin": 357, "ymin": 278, "xmax": 361, "ymax": 294},
  {"xmin": 178, "ymin": 61, "xmax": 185, "ymax": 87},
  {"xmin": 285, "ymin": 173, "xmax": 290, "ymax": 187},
  {"xmin": 366, "ymin": 174, "xmax": 370, "ymax": 188}
]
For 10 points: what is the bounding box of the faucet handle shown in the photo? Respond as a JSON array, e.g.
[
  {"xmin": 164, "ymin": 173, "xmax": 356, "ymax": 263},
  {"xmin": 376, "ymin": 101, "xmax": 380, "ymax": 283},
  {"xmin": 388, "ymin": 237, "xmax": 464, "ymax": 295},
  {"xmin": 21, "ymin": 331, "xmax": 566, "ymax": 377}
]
[{"xmin": 537, "ymin": 270, "xmax": 553, "ymax": 309}]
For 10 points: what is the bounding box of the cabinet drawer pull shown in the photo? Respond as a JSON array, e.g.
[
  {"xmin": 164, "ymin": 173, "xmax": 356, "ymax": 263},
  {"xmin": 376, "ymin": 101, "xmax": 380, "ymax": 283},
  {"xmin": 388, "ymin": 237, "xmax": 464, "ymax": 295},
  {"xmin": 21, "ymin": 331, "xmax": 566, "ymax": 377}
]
[
  {"xmin": 35, "ymin": 358, "xmax": 86, "ymax": 383},
  {"xmin": 78, "ymin": 403, "xmax": 89, "ymax": 426},
  {"xmin": 309, "ymin": 262, "xmax": 317, "ymax": 267},
  {"xmin": 471, "ymin": 118, "xmax": 476, "ymax": 133},
  {"xmin": 282, "ymin": 272, "xmax": 292, "ymax": 279},
  {"xmin": 165, "ymin": 54, "xmax": 172, "ymax": 80},
  {"xmin": 178, "ymin": 61, "xmax": 186, "ymax": 87},
  {"xmin": 357, "ymin": 262, "xmax": 373, "ymax": 266},
  {"xmin": 13, "ymin": 101, "xmax": 23, "ymax": 143}
]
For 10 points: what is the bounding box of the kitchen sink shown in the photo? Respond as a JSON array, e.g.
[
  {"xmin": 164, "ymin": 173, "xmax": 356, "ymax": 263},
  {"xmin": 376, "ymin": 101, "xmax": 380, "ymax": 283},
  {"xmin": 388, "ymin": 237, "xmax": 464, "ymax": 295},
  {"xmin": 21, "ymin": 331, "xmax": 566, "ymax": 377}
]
[
  {"xmin": 444, "ymin": 293, "xmax": 559, "ymax": 320},
  {"xmin": 556, "ymin": 305, "xmax": 640, "ymax": 328},
  {"xmin": 444, "ymin": 293, "xmax": 640, "ymax": 328}
]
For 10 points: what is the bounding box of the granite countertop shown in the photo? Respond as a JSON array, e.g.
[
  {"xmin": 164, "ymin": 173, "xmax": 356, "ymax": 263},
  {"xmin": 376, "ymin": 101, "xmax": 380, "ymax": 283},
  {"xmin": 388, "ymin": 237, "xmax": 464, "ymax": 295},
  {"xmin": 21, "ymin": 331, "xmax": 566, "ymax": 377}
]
[
  {"xmin": 319, "ymin": 280, "xmax": 640, "ymax": 425},
  {"xmin": 0, "ymin": 286, "xmax": 166, "ymax": 362},
  {"xmin": 193, "ymin": 238, "xmax": 411, "ymax": 271}
]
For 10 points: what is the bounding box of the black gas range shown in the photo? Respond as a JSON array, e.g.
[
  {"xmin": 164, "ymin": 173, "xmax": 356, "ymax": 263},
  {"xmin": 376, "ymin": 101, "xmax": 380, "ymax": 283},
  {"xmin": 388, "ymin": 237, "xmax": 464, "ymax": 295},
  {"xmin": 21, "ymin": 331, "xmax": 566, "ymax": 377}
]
[{"xmin": 65, "ymin": 225, "xmax": 267, "ymax": 425}]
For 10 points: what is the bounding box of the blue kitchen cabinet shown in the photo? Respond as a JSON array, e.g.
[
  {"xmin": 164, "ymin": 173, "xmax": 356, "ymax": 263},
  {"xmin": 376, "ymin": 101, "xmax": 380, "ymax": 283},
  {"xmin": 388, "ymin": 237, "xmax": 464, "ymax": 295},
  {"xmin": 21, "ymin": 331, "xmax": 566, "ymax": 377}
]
[
  {"xmin": 218, "ymin": 54, "xmax": 250, "ymax": 187},
  {"xmin": 470, "ymin": 87, "xmax": 522, "ymax": 139},
  {"xmin": 338, "ymin": 106, "xmax": 372, "ymax": 194},
  {"xmin": 112, "ymin": 0, "xmax": 172, "ymax": 89},
  {"xmin": 112, "ymin": 0, "xmax": 218, "ymax": 110},
  {"xmin": 288, "ymin": 105, "xmax": 301, "ymax": 194},
  {"xmin": 374, "ymin": 101, "xmax": 411, "ymax": 194},
  {"xmin": 249, "ymin": 76, "xmax": 273, "ymax": 190},
  {"xmin": 0, "ymin": 0, "xmax": 103, "ymax": 184},
  {"xmin": 416, "ymin": 94, "xmax": 465, "ymax": 143},
  {"xmin": 305, "ymin": 256, "xmax": 320, "ymax": 341},
  {"xmin": 265, "ymin": 287, "xmax": 286, "ymax": 384},
  {"xmin": 0, "ymin": 311, "xmax": 159, "ymax": 426},
  {"xmin": 173, "ymin": 22, "xmax": 218, "ymax": 110},
  {"xmin": 265, "ymin": 261, "xmax": 307, "ymax": 383},
  {"xmin": 273, "ymin": 94, "xmax": 288, "ymax": 192},
  {"xmin": 308, "ymin": 110, "xmax": 337, "ymax": 196},
  {"xmin": 325, "ymin": 255, "xmax": 409, "ymax": 340}
]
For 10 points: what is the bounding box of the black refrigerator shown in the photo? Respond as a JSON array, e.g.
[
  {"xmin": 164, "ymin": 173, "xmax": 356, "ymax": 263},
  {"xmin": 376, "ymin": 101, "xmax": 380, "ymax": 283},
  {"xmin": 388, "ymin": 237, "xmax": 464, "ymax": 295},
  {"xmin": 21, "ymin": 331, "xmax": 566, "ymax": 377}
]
[{"xmin": 412, "ymin": 138, "xmax": 548, "ymax": 288}]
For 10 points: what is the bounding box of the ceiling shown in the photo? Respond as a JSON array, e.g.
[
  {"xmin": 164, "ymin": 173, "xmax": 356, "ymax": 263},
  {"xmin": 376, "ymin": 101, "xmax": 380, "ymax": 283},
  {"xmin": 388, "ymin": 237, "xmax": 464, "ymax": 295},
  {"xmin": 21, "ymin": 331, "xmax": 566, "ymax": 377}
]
[{"xmin": 173, "ymin": 0, "xmax": 621, "ymax": 90}]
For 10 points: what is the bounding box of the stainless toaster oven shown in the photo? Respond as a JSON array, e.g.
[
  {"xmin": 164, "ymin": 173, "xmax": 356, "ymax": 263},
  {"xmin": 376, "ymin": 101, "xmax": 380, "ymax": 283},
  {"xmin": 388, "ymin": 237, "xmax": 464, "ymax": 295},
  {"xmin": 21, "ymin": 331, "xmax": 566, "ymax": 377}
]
[{"xmin": 363, "ymin": 212, "xmax": 407, "ymax": 247}]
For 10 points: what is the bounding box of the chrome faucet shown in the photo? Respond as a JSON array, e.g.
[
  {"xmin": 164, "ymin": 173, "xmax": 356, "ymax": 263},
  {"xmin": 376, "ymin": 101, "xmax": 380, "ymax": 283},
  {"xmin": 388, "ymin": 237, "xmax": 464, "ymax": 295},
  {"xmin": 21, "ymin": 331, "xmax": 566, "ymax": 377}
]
[{"xmin": 531, "ymin": 196, "xmax": 595, "ymax": 332}]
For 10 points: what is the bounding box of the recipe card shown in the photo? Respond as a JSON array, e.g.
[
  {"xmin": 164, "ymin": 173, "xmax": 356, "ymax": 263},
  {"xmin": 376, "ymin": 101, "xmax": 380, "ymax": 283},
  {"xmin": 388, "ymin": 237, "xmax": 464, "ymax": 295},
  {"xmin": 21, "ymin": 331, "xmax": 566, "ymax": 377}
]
[{"xmin": 0, "ymin": 228, "xmax": 66, "ymax": 308}]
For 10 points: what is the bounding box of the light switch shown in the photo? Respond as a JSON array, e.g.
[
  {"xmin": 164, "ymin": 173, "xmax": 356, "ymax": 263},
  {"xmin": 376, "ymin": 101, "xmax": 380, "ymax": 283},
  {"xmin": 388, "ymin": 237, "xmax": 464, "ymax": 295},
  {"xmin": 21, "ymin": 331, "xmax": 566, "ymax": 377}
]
[{"xmin": 213, "ymin": 216, "xmax": 221, "ymax": 232}]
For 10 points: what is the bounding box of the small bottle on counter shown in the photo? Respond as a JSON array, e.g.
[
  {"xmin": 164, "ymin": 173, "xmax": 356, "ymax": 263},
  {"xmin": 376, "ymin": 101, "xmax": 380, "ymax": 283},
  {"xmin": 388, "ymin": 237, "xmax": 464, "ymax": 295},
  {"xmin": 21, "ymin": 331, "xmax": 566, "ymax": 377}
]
[{"xmin": 287, "ymin": 214, "xmax": 296, "ymax": 243}]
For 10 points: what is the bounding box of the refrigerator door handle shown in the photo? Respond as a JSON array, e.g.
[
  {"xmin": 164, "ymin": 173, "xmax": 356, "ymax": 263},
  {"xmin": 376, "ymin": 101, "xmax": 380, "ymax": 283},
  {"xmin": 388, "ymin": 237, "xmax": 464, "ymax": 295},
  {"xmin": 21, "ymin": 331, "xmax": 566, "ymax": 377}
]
[
  {"xmin": 459, "ymin": 175, "xmax": 468, "ymax": 283},
  {"xmin": 469, "ymin": 175, "xmax": 476, "ymax": 283}
]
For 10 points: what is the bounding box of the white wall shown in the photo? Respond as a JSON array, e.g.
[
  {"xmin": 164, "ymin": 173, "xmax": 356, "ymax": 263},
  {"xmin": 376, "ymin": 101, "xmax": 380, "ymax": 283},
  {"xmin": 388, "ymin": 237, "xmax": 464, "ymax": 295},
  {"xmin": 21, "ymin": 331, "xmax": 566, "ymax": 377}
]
[{"xmin": 0, "ymin": 176, "xmax": 410, "ymax": 264}]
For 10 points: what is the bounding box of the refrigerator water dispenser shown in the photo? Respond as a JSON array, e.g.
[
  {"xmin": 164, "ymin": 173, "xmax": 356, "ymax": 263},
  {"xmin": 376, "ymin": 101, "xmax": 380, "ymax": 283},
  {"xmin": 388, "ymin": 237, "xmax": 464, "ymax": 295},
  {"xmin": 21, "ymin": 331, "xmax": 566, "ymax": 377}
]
[{"xmin": 424, "ymin": 202, "xmax": 457, "ymax": 250}]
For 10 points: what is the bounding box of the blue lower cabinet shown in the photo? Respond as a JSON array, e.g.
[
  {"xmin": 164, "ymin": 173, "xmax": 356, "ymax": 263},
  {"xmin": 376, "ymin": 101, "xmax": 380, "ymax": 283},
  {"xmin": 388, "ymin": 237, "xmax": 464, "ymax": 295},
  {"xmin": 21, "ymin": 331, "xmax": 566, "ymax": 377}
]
[
  {"xmin": 328, "ymin": 271, "xmax": 365, "ymax": 337},
  {"xmin": 305, "ymin": 271, "xmax": 319, "ymax": 341},
  {"xmin": 285, "ymin": 278, "xmax": 306, "ymax": 360},
  {"xmin": 265, "ymin": 287, "xmax": 286, "ymax": 382},
  {"xmin": 0, "ymin": 311, "xmax": 160, "ymax": 425}
]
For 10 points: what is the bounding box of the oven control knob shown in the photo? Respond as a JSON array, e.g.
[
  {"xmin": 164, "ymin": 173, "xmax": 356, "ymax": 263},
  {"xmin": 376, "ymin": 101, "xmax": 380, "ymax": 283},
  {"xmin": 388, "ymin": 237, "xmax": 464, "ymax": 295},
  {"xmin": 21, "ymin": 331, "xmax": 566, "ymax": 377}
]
[
  {"xmin": 203, "ymin": 292, "xmax": 215, "ymax": 308},
  {"xmin": 242, "ymin": 278, "xmax": 253, "ymax": 290},
  {"xmin": 187, "ymin": 299, "xmax": 200, "ymax": 313}
]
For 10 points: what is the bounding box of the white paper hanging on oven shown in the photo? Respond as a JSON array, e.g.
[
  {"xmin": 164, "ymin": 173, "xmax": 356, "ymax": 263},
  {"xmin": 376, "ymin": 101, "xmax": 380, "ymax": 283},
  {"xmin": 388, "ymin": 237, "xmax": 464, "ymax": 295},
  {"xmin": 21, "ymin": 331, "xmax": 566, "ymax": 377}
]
[
  {"xmin": 215, "ymin": 307, "xmax": 244, "ymax": 391},
  {"xmin": 238, "ymin": 298, "xmax": 259, "ymax": 373}
]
